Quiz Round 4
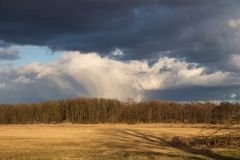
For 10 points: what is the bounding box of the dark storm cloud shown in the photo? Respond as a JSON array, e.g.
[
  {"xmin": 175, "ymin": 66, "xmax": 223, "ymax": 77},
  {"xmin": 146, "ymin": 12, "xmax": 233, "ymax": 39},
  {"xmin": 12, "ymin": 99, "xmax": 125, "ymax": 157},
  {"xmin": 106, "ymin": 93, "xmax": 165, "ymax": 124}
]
[
  {"xmin": 144, "ymin": 85, "xmax": 240, "ymax": 102},
  {"xmin": 0, "ymin": 0, "xmax": 240, "ymax": 65}
]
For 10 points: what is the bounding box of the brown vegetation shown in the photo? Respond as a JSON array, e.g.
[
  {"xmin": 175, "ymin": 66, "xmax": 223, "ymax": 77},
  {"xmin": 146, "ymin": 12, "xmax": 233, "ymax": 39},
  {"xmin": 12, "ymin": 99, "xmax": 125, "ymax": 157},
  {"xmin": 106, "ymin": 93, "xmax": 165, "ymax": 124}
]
[
  {"xmin": 0, "ymin": 124, "xmax": 239, "ymax": 160},
  {"xmin": 0, "ymin": 98, "xmax": 240, "ymax": 124}
]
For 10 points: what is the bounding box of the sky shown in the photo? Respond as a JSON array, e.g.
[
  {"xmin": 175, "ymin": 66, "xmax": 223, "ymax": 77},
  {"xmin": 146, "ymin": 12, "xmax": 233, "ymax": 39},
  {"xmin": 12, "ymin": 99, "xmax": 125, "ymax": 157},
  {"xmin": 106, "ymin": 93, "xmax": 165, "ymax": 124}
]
[{"xmin": 0, "ymin": 0, "xmax": 240, "ymax": 103}]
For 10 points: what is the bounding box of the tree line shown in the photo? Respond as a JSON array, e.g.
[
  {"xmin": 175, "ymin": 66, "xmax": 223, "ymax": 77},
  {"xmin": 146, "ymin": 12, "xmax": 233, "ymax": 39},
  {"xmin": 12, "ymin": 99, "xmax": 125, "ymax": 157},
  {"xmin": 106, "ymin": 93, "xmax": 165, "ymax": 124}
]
[{"xmin": 0, "ymin": 98, "xmax": 239, "ymax": 124}]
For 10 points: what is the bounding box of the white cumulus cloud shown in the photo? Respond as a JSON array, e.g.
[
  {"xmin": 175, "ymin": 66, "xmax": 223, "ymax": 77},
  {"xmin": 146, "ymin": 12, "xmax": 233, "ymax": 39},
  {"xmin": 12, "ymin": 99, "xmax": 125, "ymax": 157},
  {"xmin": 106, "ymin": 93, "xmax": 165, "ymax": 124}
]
[{"xmin": 0, "ymin": 51, "xmax": 239, "ymax": 103}]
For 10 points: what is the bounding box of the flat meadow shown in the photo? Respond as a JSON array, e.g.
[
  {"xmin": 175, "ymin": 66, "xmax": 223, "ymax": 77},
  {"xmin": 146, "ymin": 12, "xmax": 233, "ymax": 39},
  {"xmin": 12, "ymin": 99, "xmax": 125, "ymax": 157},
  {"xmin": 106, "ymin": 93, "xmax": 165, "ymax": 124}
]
[{"xmin": 0, "ymin": 124, "xmax": 239, "ymax": 160}]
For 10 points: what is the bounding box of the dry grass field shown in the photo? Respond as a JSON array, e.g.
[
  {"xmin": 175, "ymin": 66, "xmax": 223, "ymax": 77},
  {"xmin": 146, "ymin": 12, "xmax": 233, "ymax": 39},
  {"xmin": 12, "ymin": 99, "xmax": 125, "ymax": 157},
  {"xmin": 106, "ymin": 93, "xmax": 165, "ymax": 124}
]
[{"xmin": 0, "ymin": 124, "xmax": 239, "ymax": 160}]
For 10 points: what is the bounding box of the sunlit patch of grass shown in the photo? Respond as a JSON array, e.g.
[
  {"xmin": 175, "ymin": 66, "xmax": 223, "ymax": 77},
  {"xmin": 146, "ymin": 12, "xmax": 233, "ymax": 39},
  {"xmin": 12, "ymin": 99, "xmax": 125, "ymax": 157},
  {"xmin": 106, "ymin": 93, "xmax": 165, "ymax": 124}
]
[{"xmin": 0, "ymin": 124, "xmax": 239, "ymax": 160}]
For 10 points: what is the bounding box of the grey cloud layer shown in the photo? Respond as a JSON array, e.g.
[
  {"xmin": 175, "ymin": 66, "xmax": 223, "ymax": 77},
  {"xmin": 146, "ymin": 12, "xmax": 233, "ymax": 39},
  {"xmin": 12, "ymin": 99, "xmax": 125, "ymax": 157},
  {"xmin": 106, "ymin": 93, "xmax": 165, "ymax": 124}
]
[
  {"xmin": 0, "ymin": 47, "xmax": 19, "ymax": 60},
  {"xmin": 1, "ymin": 1, "xmax": 240, "ymax": 65}
]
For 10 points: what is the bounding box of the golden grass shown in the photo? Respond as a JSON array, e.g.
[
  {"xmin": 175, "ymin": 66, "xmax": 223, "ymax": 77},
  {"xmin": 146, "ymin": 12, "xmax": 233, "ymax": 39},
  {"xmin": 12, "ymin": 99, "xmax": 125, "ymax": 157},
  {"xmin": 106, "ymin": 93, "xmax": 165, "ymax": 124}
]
[{"xmin": 0, "ymin": 124, "xmax": 239, "ymax": 160}]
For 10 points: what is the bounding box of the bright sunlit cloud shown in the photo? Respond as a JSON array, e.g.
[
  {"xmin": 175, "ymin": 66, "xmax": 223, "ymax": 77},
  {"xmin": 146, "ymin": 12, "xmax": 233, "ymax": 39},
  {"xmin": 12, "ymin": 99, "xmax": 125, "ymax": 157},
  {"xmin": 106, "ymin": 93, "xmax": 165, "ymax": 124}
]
[{"xmin": 0, "ymin": 51, "xmax": 239, "ymax": 103}]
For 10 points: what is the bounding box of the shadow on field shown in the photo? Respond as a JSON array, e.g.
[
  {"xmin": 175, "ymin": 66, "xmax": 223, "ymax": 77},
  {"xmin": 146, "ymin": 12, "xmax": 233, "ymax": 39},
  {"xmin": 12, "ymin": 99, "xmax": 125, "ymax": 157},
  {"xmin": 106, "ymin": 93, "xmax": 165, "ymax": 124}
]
[{"xmin": 98, "ymin": 129, "xmax": 240, "ymax": 160}]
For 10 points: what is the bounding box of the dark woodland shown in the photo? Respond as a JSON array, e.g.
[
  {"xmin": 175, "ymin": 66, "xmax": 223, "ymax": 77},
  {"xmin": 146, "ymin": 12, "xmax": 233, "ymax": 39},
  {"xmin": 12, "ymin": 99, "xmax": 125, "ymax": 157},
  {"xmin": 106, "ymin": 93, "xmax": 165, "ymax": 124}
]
[{"xmin": 0, "ymin": 98, "xmax": 239, "ymax": 124}]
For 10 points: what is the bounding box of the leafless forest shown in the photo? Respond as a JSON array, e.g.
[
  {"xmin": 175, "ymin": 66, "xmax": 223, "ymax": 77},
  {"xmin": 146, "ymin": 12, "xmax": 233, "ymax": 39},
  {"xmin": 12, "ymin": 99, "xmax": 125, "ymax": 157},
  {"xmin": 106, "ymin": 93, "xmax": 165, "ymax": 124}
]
[{"xmin": 0, "ymin": 98, "xmax": 239, "ymax": 124}]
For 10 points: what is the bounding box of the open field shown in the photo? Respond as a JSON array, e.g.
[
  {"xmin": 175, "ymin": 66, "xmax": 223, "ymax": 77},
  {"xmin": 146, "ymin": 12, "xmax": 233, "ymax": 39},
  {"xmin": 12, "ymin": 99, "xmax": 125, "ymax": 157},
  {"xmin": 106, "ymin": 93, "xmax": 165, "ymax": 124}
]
[{"xmin": 0, "ymin": 124, "xmax": 239, "ymax": 160}]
